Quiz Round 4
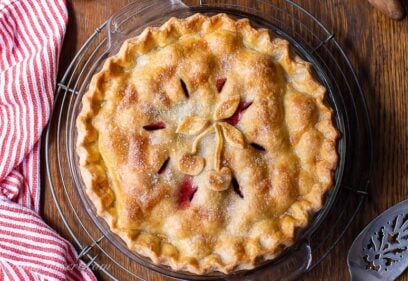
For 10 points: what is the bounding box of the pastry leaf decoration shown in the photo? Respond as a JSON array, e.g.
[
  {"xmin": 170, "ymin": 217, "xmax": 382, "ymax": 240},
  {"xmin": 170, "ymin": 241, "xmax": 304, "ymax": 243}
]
[
  {"xmin": 213, "ymin": 95, "xmax": 241, "ymax": 120},
  {"xmin": 176, "ymin": 116, "xmax": 210, "ymax": 135},
  {"xmin": 219, "ymin": 122, "xmax": 245, "ymax": 148}
]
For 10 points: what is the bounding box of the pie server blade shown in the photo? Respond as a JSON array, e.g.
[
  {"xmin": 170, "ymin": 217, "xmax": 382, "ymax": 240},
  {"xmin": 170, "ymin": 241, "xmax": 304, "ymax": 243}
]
[{"xmin": 347, "ymin": 200, "xmax": 408, "ymax": 281}]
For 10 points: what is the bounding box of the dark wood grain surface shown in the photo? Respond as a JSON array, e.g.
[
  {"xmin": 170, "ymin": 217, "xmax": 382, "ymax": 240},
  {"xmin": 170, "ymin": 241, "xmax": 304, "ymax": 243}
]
[{"xmin": 42, "ymin": 0, "xmax": 408, "ymax": 280}]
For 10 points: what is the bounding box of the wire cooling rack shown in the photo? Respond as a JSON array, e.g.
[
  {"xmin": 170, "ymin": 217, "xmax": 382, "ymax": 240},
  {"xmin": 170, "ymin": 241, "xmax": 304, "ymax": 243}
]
[{"xmin": 45, "ymin": 0, "xmax": 373, "ymax": 280}]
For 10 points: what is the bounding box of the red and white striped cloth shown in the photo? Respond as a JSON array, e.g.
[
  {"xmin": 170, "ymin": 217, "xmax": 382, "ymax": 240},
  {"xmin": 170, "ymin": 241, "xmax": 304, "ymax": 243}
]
[{"xmin": 0, "ymin": 0, "xmax": 96, "ymax": 280}]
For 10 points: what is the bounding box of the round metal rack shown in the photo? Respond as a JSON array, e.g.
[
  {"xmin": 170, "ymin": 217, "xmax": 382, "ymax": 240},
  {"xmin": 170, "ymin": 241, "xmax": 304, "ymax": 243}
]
[{"xmin": 45, "ymin": 0, "xmax": 373, "ymax": 280}]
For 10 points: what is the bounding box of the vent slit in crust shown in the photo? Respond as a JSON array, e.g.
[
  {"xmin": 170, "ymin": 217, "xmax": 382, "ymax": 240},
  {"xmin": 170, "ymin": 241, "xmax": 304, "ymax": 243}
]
[
  {"xmin": 180, "ymin": 79, "xmax": 189, "ymax": 98},
  {"xmin": 250, "ymin": 142, "xmax": 266, "ymax": 152},
  {"xmin": 232, "ymin": 177, "xmax": 243, "ymax": 198},
  {"xmin": 178, "ymin": 176, "xmax": 198, "ymax": 209},
  {"xmin": 225, "ymin": 101, "xmax": 253, "ymax": 126},
  {"xmin": 143, "ymin": 121, "xmax": 166, "ymax": 131},
  {"xmin": 216, "ymin": 78, "xmax": 227, "ymax": 93},
  {"xmin": 158, "ymin": 157, "xmax": 170, "ymax": 174}
]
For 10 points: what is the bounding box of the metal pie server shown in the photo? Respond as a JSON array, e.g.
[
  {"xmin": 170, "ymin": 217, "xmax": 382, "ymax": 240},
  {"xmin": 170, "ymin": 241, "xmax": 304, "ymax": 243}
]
[{"xmin": 348, "ymin": 200, "xmax": 408, "ymax": 281}]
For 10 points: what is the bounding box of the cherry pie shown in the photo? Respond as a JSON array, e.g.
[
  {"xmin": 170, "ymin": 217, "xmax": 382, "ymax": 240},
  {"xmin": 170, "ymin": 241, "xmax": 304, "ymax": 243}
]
[{"xmin": 76, "ymin": 13, "xmax": 338, "ymax": 274}]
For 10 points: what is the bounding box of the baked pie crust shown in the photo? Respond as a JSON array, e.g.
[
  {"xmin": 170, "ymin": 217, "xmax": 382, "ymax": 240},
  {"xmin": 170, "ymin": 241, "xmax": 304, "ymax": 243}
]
[{"xmin": 76, "ymin": 13, "xmax": 338, "ymax": 274}]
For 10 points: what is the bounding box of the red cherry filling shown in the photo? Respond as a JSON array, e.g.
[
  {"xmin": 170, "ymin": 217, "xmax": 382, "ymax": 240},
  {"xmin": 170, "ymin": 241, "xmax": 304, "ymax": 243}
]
[
  {"xmin": 225, "ymin": 101, "xmax": 253, "ymax": 126},
  {"xmin": 216, "ymin": 78, "xmax": 227, "ymax": 93},
  {"xmin": 180, "ymin": 79, "xmax": 189, "ymax": 98},
  {"xmin": 158, "ymin": 157, "xmax": 170, "ymax": 174},
  {"xmin": 143, "ymin": 121, "xmax": 166, "ymax": 131},
  {"xmin": 232, "ymin": 177, "xmax": 243, "ymax": 198},
  {"xmin": 178, "ymin": 176, "xmax": 198, "ymax": 209}
]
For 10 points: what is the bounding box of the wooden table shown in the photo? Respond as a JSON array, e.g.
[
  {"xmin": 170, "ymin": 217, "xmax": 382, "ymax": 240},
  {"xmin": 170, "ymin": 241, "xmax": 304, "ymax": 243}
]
[{"xmin": 42, "ymin": 0, "xmax": 408, "ymax": 280}]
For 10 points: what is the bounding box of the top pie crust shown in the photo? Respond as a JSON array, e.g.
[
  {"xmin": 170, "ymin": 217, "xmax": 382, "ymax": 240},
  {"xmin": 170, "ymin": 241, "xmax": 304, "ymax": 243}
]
[{"xmin": 76, "ymin": 13, "xmax": 339, "ymax": 274}]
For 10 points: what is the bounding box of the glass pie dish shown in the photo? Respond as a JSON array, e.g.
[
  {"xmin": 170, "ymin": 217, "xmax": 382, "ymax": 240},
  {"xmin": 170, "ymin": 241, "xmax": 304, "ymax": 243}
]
[{"xmin": 45, "ymin": 0, "xmax": 373, "ymax": 280}]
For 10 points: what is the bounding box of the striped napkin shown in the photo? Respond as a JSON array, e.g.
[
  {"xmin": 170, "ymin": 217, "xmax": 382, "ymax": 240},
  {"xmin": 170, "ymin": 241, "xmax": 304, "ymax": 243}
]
[{"xmin": 0, "ymin": 0, "xmax": 96, "ymax": 280}]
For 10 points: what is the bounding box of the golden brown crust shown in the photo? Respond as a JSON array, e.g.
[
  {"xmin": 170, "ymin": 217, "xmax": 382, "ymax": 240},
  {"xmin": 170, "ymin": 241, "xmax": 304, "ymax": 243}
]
[{"xmin": 76, "ymin": 13, "xmax": 338, "ymax": 274}]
